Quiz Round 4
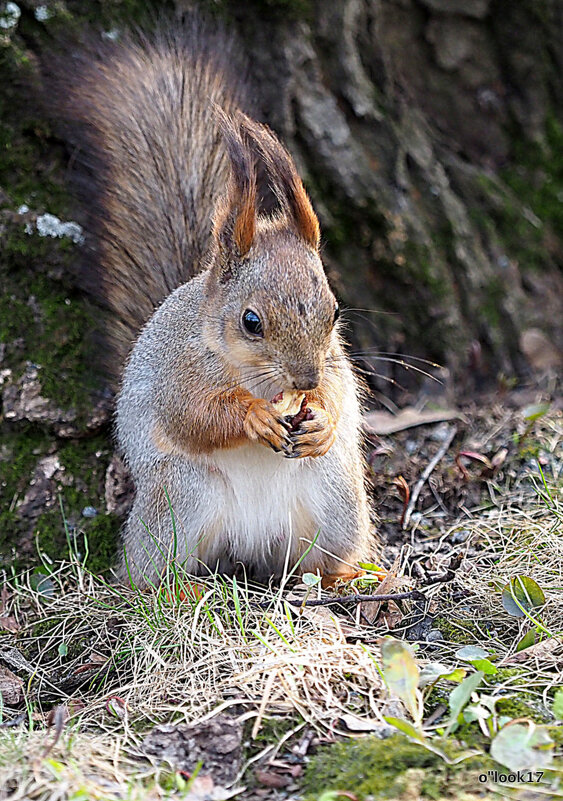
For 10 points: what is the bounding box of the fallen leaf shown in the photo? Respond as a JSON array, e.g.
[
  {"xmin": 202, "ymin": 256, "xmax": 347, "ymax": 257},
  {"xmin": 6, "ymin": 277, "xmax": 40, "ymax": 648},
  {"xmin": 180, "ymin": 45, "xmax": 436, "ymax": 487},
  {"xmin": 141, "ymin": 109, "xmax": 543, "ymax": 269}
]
[
  {"xmin": 0, "ymin": 615, "xmax": 19, "ymax": 633},
  {"xmin": 0, "ymin": 666, "xmax": 24, "ymax": 705},
  {"xmin": 364, "ymin": 407, "xmax": 460, "ymax": 436},
  {"xmin": 106, "ymin": 696, "xmax": 128, "ymax": 720},
  {"xmin": 255, "ymin": 770, "xmax": 289, "ymax": 789},
  {"xmin": 340, "ymin": 713, "xmax": 386, "ymax": 733},
  {"xmin": 380, "ymin": 637, "xmax": 420, "ymax": 720},
  {"xmin": 455, "ymin": 451, "xmax": 492, "ymax": 479},
  {"xmin": 321, "ymin": 569, "xmax": 365, "ymax": 589},
  {"xmin": 143, "ymin": 716, "xmax": 243, "ymax": 786},
  {"xmin": 74, "ymin": 659, "xmax": 108, "ymax": 675},
  {"xmin": 378, "ymin": 602, "xmax": 404, "ymax": 630},
  {"xmin": 358, "ymin": 556, "xmax": 409, "ymax": 624},
  {"xmin": 0, "ymin": 585, "xmax": 17, "ymax": 631},
  {"xmin": 500, "ymin": 637, "xmax": 561, "ymax": 666},
  {"xmin": 162, "ymin": 580, "xmax": 204, "ymax": 604},
  {"xmin": 491, "ymin": 722, "xmax": 554, "ymax": 772},
  {"xmin": 43, "ymin": 704, "xmax": 70, "ymax": 757},
  {"xmin": 418, "ymin": 663, "xmax": 466, "ymax": 687},
  {"xmin": 501, "ymin": 576, "xmax": 545, "ymax": 617},
  {"xmin": 491, "ymin": 448, "xmax": 508, "ymax": 469},
  {"xmin": 392, "ymin": 475, "xmax": 410, "ymax": 526}
]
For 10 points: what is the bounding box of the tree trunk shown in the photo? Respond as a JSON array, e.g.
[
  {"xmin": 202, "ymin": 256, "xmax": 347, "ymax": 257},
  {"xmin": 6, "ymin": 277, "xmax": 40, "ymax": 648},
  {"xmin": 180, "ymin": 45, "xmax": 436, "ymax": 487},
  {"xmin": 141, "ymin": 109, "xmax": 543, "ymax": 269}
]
[{"xmin": 223, "ymin": 0, "xmax": 563, "ymax": 389}]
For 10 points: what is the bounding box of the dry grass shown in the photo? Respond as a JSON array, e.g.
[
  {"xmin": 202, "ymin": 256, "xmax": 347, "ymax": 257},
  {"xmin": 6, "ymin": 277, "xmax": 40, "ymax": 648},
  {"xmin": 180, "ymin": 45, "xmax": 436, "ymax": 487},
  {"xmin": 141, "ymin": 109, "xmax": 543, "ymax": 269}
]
[
  {"xmin": 0, "ymin": 564, "xmax": 389, "ymax": 799},
  {"xmin": 1, "ymin": 411, "xmax": 562, "ymax": 799}
]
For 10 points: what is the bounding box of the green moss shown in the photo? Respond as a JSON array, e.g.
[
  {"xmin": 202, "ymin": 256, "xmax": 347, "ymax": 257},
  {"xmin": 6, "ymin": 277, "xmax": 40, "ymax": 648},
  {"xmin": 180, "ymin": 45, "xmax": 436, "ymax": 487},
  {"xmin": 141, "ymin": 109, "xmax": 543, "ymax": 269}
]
[
  {"xmin": 475, "ymin": 116, "xmax": 563, "ymax": 274},
  {"xmin": 32, "ymin": 437, "xmax": 119, "ymax": 574},
  {"xmin": 23, "ymin": 615, "xmax": 93, "ymax": 665},
  {"xmin": 243, "ymin": 714, "xmax": 302, "ymax": 772},
  {"xmin": 83, "ymin": 513, "xmax": 121, "ymax": 574},
  {"xmin": 487, "ymin": 667, "xmax": 527, "ymax": 686},
  {"xmin": 495, "ymin": 696, "xmax": 549, "ymax": 724},
  {"xmin": 504, "ymin": 117, "xmax": 563, "ymax": 254},
  {"xmin": 302, "ymin": 734, "xmax": 497, "ymax": 800},
  {"xmin": 0, "ymin": 431, "xmax": 119, "ymax": 574},
  {"xmin": 0, "ymin": 430, "xmax": 51, "ymax": 558},
  {"xmin": 33, "ymin": 510, "xmax": 119, "ymax": 576},
  {"xmin": 432, "ymin": 616, "xmax": 482, "ymax": 645},
  {"xmin": 0, "ymin": 231, "xmax": 100, "ymax": 411}
]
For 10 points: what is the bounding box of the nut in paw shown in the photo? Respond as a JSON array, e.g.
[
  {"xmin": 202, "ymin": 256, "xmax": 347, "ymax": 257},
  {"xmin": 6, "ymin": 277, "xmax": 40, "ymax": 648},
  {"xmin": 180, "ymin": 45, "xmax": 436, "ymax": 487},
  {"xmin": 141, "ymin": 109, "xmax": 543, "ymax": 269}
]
[
  {"xmin": 286, "ymin": 403, "xmax": 336, "ymax": 458},
  {"xmin": 244, "ymin": 398, "xmax": 292, "ymax": 453}
]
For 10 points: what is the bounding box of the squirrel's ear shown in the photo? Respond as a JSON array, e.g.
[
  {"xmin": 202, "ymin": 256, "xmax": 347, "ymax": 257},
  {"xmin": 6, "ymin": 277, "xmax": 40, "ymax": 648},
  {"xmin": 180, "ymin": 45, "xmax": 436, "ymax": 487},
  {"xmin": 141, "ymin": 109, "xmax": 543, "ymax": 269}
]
[
  {"xmin": 213, "ymin": 111, "xmax": 257, "ymax": 271},
  {"xmin": 238, "ymin": 115, "xmax": 320, "ymax": 251}
]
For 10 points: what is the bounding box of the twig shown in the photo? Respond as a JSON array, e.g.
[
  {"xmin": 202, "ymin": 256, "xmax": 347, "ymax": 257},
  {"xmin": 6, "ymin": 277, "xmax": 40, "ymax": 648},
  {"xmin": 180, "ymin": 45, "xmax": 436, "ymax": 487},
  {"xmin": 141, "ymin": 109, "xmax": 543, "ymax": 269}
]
[
  {"xmin": 255, "ymin": 553, "xmax": 463, "ymax": 610},
  {"xmin": 41, "ymin": 705, "xmax": 69, "ymax": 758},
  {"xmin": 419, "ymin": 553, "xmax": 463, "ymax": 587},
  {"xmin": 288, "ymin": 589, "xmax": 427, "ymax": 608},
  {"xmin": 0, "ymin": 712, "xmax": 27, "ymax": 729},
  {"xmin": 402, "ymin": 425, "xmax": 457, "ymax": 529},
  {"xmin": 281, "ymin": 553, "xmax": 464, "ymax": 609}
]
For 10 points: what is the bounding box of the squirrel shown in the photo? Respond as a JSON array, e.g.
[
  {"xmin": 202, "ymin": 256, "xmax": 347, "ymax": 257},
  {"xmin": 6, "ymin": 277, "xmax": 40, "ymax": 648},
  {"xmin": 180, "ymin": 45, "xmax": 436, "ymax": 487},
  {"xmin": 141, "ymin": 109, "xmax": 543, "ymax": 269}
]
[{"xmin": 51, "ymin": 18, "xmax": 379, "ymax": 587}]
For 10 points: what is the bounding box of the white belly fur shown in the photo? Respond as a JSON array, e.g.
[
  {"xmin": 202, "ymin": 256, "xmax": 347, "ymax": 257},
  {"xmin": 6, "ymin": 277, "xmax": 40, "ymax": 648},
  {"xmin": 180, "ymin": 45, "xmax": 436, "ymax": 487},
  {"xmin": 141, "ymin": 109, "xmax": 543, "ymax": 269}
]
[{"xmin": 201, "ymin": 443, "xmax": 317, "ymax": 568}]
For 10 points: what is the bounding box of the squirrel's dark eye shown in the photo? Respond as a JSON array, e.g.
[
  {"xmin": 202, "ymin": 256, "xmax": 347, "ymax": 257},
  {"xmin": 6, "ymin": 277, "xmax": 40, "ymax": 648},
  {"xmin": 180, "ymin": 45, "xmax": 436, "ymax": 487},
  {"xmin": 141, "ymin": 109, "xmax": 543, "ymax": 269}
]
[
  {"xmin": 242, "ymin": 309, "xmax": 263, "ymax": 337},
  {"xmin": 333, "ymin": 303, "xmax": 340, "ymax": 324}
]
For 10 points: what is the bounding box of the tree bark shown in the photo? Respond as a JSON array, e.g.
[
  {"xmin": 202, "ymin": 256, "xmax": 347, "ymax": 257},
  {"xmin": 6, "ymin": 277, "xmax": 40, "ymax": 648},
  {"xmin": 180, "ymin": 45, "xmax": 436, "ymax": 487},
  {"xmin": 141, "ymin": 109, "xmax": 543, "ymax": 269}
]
[{"xmin": 223, "ymin": 0, "xmax": 563, "ymax": 389}]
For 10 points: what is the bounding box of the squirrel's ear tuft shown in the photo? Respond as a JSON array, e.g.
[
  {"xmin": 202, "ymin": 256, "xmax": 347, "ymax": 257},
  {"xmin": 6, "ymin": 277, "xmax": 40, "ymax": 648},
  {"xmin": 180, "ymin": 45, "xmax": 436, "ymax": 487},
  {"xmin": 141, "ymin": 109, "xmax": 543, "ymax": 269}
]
[
  {"xmin": 213, "ymin": 110, "xmax": 257, "ymax": 267},
  {"xmin": 238, "ymin": 115, "xmax": 320, "ymax": 251}
]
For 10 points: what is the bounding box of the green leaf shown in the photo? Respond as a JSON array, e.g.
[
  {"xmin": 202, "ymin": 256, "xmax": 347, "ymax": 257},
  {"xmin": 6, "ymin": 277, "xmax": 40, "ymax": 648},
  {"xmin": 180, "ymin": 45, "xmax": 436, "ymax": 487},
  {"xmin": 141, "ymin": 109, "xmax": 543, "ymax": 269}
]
[
  {"xmin": 455, "ymin": 646, "xmax": 496, "ymax": 674},
  {"xmin": 418, "ymin": 662, "xmax": 466, "ymax": 687},
  {"xmin": 522, "ymin": 403, "xmax": 550, "ymax": 422},
  {"xmin": 302, "ymin": 572, "xmax": 321, "ymax": 587},
  {"xmin": 444, "ymin": 668, "xmax": 467, "ymax": 683},
  {"xmin": 445, "ymin": 671, "xmax": 485, "ymax": 734},
  {"xmin": 516, "ymin": 630, "xmax": 536, "ymax": 652},
  {"xmin": 384, "ymin": 716, "xmax": 425, "ymax": 741},
  {"xmin": 491, "ymin": 722, "xmax": 554, "ymax": 772},
  {"xmin": 552, "ymin": 688, "xmax": 563, "ymax": 721},
  {"xmin": 381, "ymin": 637, "xmax": 420, "ymax": 721},
  {"xmin": 358, "ymin": 562, "xmax": 385, "ymax": 573},
  {"xmin": 58, "ymin": 642, "xmax": 68, "ymax": 657},
  {"xmin": 455, "ymin": 646, "xmax": 489, "ymax": 661},
  {"xmin": 468, "ymin": 658, "xmax": 497, "ymax": 675},
  {"xmin": 502, "ymin": 576, "xmax": 545, "ymax": 617},
  {"xmin": 30, "ymin": 571, "xmax": 55, "ymax": 598}
]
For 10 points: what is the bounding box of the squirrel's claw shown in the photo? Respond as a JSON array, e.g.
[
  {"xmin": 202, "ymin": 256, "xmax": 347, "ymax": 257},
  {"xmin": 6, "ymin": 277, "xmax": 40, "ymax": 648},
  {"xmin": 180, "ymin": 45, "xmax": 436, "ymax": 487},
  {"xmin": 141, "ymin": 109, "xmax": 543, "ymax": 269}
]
[
  {"xmin": 244, "ymin": 398, "xmax": 292, "ymax": 453},
  {"xmin": 288, "ymin": 403, "xmax": 336, "ymax": 459}
]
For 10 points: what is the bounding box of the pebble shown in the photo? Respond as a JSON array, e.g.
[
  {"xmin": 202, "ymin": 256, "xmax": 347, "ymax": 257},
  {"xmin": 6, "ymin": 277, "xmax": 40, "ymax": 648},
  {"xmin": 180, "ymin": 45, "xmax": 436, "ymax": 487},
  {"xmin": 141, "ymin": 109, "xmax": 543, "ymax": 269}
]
[{"xmin": 82, "ymin": 506, "xmax": 98, "ymax": 518}]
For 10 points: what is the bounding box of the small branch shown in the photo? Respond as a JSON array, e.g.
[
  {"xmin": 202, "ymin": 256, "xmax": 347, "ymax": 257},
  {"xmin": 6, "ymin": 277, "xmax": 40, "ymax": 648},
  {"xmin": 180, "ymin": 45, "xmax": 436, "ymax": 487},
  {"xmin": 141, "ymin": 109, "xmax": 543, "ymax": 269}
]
[
  {"xmin": 288, "ymin": 589, "xmax": 427, "ymax": 608},
  {"xmin": 0, "ymin": 712, "xmax": 27, "ymax": 729},
  {"xmin": 419, "ymin": 553, "xmax": 463, "ymax": 587},
  {"xmin": 281, "ymin": 553, "xmax": 463, "ymax": 610},
  {"xmin": 402, "ymin": 425, "xmax": 457, "ymax": 529}
]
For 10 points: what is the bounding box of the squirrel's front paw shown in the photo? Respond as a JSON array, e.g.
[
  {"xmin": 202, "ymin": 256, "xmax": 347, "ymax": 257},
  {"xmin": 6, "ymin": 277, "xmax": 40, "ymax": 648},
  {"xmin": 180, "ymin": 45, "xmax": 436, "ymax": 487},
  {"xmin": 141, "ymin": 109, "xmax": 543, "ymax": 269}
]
[
  {"xmin": 287, "ymin": 404, "xmax": 336, "ymax": 459},
  {"xmin": 244, "ymin": 398, "xmax": 292, "ymax": 454}
]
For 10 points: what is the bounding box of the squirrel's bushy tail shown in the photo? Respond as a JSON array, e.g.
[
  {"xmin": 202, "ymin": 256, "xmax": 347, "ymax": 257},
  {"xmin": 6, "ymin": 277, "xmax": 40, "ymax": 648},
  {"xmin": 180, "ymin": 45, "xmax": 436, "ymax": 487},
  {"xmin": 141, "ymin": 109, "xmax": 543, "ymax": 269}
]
[{"xmin": 49, "ymin": 17, "xmax": 249, "ymax": 373}]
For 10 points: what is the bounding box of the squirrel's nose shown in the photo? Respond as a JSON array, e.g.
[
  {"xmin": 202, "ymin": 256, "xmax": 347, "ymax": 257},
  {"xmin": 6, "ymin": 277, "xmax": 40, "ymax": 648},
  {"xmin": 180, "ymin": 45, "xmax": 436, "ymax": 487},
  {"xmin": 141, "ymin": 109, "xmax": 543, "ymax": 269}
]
[{"xmin": 290, "ymin": 369, "xmax": 320, "ymax": 391}]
